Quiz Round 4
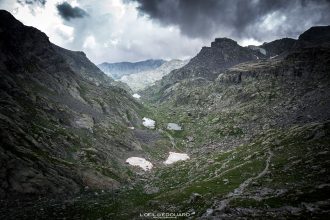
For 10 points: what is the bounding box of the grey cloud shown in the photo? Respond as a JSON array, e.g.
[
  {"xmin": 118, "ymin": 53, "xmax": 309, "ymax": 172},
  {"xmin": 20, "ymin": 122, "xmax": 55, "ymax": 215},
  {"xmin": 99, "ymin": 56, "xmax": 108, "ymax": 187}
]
[
  {"xmin": 133, "ymin": 0, "xmax": 330, "ymax": 41},
  {"xmin": 57, "ymin": 2, "xmax": 88, "ymax": 21},
  {"xmin": 17, "ymin": 0, "xmax": 46, "ymax": 6}
]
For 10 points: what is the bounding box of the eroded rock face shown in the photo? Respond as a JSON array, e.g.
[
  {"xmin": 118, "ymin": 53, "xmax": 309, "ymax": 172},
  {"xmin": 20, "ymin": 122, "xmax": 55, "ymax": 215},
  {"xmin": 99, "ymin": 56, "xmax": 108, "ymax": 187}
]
[{"xmin": 74, "ymin": 114, "xmax": 94, "ymax": 130}]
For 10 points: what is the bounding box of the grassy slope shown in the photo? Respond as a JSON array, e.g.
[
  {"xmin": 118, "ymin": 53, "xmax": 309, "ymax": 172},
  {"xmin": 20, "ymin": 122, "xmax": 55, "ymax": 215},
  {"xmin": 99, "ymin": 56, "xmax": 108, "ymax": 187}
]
[{"xmin": 7, "ymin": 121, "xmax": 327, "ymax": 219}]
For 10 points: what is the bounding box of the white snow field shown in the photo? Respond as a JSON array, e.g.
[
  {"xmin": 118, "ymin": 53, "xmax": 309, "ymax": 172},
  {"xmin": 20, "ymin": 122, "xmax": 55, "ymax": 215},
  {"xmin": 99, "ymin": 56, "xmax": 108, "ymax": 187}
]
[
  {"xmin": 132, "ymin": 93, "xmax": 141, "ymax": 99},
  {"xmin": 164, "ymin": 152, "xmax": 190, "ymax": 164},
  {"xmin": 142, "ymin": 117, "xmax": 156, "ymax": 129},
  {"xmin": 126, "ymin": 157, "xmax": 153, "ymax": 171},
  {"xmin": 167, "ymin": 123, "xmax": 182, "ymax": 131}
]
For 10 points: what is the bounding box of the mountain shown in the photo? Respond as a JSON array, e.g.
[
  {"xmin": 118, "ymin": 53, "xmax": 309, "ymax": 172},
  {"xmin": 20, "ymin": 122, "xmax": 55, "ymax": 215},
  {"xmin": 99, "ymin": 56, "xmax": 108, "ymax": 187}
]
[
  {"xmin": 144, "ymin": 38, "xmax": 267, "ymax": 91},
  {"xmin": 1, "ymin": 9, "xmax": 330, "ymax": 219},
  {"xmin": 133, "ymin": 25, "xmax": 330, "ymax": 218},
  {"xmin": 142, "ymin": 27, "xmax": 329, "ymax": 104},
  {"xmin": 119, "ymin": 59, "xmax": 189, "ymax": 91},
  {"xmin": 0, "ymin": 10, "xmax": 169, "ymax": 199},
  {"xmin": 98, "ymin": 59, "xmax": 166, "ymax": 79},
  {"xmin": 259, "ymin": 38, "xmax": 297, "ymax": 57},
  {"xmin": 185, "ymin": 38, "xmax": 260, "ymax": 72},
  {"xmin": 298, "ymin": 25, "xmax": 330, "ymax": 44}
]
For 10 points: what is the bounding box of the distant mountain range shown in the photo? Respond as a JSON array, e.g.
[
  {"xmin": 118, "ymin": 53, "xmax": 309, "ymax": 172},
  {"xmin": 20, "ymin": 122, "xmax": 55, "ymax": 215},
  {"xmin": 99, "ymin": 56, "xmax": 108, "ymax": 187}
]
[
  {"xmin": 98, "ymin": 59, "xmax": 166, "ymax": 79},
  {"xmin": 119, "ymin": 59, "xmax": 189, "ymax": 91}
]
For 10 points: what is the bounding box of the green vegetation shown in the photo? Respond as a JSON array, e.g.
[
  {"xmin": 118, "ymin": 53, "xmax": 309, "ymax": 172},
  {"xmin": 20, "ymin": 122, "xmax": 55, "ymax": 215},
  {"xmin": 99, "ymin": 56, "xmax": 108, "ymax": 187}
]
[{"xmin": 31, "ymin": 122, "xmax": 329, "ymax": 219}]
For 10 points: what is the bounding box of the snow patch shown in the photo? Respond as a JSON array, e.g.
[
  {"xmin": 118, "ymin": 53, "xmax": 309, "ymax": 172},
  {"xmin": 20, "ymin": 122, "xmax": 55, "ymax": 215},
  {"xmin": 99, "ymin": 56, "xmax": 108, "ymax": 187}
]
[
  {"xmin": 132, "ymin": 93, "xmax": 141, "ymax": 99},
  {"xmin": 126, "ymin": 157, "xmax": 153, "ymax": 171},
  {"xmin": 259, "ymin": 48, "xmax": 267, "ymax": 55},
  {"xmin": 164, "ymin": 152, "xmax": 190, "ymax": 164},
  {"xmin": 167, "ymin": 123, "xmax": 182, "ymax": 131},
  {"xmin": 143, "ymin": 117, "xmax": 156, "ymax": 129}
]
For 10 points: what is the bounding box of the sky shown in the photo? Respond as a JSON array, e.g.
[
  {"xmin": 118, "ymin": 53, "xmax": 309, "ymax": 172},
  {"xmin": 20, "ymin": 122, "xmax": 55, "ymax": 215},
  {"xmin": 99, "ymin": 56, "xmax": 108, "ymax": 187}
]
[{"xmin": 1, "ymin": 0, "xmax": 330, "ymax": 64}]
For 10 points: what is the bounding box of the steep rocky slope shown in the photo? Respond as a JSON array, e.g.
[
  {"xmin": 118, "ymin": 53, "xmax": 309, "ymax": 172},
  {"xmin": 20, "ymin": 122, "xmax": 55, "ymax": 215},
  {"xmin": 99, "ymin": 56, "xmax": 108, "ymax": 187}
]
[
  {"xmin": 186, "ymin": 38, "xmax": 260, "ymax": 71},
  {"xmin": 55, "ymin": 46, "xmax": 132, "ymax": 92},
  {"xmin": 142, "ymin": 37, "xmax": 268, "ymax": 99},
  {"xmin": 98, "ymin": 59, "xmax": 165, "ymax": 80},
  {"xmin": 0, "ymin": 10, "xmax": 167, "ymax": 199},
  {"xmin": 259, "ymin": 37, "xmax": 297, "ymax": 57},
  {"xmin": 119, "ymin": 59, "xmax": 189, "ymax": 91}
]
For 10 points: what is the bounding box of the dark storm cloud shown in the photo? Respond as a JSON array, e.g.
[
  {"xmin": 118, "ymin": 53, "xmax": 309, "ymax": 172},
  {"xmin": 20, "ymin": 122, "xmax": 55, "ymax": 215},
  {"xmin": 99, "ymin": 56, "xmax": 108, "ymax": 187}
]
[
  {"xmin": 57, "ymin": 2, "xmax": 88, "ymax": 21},
  {"xmin": 17, "ymin": 0, "xmax": 46, "ymax": 6},
  {"xmin": 133, "ymin": 0, "xmax": 330, "ymax": 40}
]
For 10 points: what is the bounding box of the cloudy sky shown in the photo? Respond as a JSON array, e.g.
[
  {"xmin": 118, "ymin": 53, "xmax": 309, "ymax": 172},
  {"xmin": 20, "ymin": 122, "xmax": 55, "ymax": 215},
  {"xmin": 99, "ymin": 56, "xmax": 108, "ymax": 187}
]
[{"xmin": 1, "ymin": 0, "xmax": 330, "ymax": 64}]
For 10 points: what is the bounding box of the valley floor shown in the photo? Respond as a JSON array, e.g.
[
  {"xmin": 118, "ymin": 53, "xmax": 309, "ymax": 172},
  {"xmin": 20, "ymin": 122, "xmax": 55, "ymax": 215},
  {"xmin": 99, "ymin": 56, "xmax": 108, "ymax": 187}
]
[{"xmin": 1, "ymin": 104, "xmax": 329, "ymax": 219}]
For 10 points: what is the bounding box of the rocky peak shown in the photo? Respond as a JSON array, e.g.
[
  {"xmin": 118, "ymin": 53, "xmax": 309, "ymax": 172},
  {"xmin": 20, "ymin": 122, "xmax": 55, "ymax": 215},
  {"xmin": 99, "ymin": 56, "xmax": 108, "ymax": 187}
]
[
  {"xmin": 0, "ymin": 9, "xmax": 23, "ymax": 29},
  {"xmin": 0, "ymin": 10, "xmax": 49, "ymax": 44},
  {"xmin": 260, "ymin": 38, "xmax": 297, "ymax": 57},
  {"xmin": 184, "ymin": 37, "xmax": 257, "ymax": 76},
  {"xmin": 211, "ymin": 37, "xmax": 238, "ymax": 48},
  {"xmin": 298, "ymin": 25, "xmax": 330, "ymax": 44}
]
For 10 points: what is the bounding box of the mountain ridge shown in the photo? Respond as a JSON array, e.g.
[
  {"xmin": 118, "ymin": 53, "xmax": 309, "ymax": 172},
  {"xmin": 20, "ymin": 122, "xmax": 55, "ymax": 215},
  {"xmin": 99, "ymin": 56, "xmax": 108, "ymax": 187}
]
[
  {"xmin": 98, "ymin": 59, "xmax": 166, "ymax": 79},
  {"xmin": 141, "ymin": 25, "xmax": 330, "ymax": 103},
  {"xmin": 119, "ymin": 59, "xmax": 189, "ymax": 91},
  {"xmin": 0, "ymin": 9, "xmax": 162, "ymax": 199}
]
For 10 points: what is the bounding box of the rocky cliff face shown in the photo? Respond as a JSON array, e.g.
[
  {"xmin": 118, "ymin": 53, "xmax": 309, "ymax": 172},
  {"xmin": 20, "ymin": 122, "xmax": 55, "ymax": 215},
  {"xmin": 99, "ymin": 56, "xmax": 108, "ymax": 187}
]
[
  {"xmin": 186, "ymin": 38, "xmax": 259, "ymax": 72},
  {"xmin": 0, "ymin": 10, "xmax": 154, "ymax": 198}
]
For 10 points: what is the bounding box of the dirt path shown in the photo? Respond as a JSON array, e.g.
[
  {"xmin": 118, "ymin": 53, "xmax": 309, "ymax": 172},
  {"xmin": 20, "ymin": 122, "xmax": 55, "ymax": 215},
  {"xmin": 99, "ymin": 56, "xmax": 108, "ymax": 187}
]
[{"xmin": 205, "ymin": 149, "xmax": 274, "ymax": 215}]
